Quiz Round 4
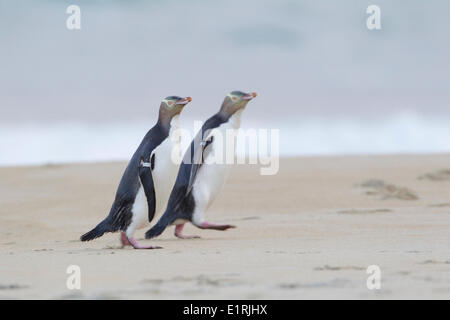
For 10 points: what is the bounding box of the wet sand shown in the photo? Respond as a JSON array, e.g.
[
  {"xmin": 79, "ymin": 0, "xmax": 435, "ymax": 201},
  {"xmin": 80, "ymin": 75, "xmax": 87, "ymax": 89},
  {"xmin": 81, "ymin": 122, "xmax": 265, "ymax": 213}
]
[{"xmin": 0, "ymin": 155, "xmax": 449, "ymax": 299}]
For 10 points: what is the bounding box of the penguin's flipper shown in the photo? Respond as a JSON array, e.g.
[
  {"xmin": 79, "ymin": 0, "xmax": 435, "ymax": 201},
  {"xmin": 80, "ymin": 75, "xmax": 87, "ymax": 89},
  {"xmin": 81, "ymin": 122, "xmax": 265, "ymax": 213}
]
[
  {"xmin": 139, "ymin": 156, "xmax": 157, "ymax": 222},
  {"xmin": 186, "ymin": 136, "xmax": 214, "ymax": 195}
]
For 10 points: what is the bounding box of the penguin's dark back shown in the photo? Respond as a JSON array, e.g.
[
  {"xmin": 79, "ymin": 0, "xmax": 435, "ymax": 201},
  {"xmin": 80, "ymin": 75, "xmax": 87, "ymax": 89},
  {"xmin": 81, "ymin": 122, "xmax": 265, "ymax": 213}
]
[{"xmin": 114, "ymin": 124, "xmax": 169, "ymax": 203}]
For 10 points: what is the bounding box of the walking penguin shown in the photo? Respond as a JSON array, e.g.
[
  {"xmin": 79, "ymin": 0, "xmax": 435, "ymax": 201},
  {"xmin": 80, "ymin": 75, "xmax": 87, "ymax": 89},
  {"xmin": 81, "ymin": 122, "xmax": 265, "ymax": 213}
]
[
  {"xmin": 80, "ymin": 96, "xmax": 192, "ymax": 248},
  {"xmin": 145, "ymin": 91, "xmax": 257, "ymax": 239}
]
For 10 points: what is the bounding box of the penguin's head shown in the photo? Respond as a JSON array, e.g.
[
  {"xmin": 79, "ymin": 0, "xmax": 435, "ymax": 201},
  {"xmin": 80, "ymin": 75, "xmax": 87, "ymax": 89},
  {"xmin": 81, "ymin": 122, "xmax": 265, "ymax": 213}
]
[
  {"xmin": 220, "ymin": 91, "xmax": 257, "ymax": 116},
  {"xmin": 159, "ymin": 96, "xmax": 192, "ymax": 123}
]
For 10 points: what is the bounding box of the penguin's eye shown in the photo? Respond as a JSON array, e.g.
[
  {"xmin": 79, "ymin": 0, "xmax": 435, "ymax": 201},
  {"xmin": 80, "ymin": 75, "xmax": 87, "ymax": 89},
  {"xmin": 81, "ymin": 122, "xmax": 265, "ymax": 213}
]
[
  {"xmin": 168, "ymin": 101, "xmax": 174, "ymax": 106},
  {"xmin": 232, "ymin": 96, "xmax": 237, "ymax": 101}
]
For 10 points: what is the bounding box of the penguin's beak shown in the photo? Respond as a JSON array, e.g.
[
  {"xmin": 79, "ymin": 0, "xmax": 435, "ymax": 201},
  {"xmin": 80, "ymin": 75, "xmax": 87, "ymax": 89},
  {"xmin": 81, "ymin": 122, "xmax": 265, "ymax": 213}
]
[
  {"xmin": 241, "ymin": 92, "xmax": 257, "ymax": 100},
  {"xmin": 176, "ymin": 97, "xmax": 192, "ymax": 105}
]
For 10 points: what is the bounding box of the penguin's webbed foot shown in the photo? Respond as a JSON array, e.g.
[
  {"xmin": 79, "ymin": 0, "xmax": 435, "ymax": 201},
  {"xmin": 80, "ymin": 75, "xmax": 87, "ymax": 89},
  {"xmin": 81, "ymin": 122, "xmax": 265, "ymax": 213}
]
[
  {"xmin": 120, "ymin": 232, "xmax": 162, "ymax": 249},
  {"xmin": 129, "ymin": 237, "xmax": 162, "ymax": 249},
  {"xmin": 174, "ymin": 224, "xmax": 200, "ymax": 239}
]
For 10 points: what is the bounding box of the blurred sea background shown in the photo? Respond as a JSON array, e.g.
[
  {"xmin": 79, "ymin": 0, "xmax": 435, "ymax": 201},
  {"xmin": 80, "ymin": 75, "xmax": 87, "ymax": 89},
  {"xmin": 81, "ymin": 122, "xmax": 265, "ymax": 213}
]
[{"xmin": 1, "ymin": 0, "xmax": 449, "ymax": 166}]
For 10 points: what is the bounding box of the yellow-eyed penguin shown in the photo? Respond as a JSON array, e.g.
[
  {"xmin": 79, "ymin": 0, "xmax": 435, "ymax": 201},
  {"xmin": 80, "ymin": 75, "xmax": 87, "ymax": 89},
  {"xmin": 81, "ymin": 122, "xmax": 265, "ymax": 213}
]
[
  {"xmin": 80, "ymin": 96, "xmax": 192, "ymax": 249},
  {"xmin": 144, "ymin": 91, "xmax": 257, "ymax": 239}
]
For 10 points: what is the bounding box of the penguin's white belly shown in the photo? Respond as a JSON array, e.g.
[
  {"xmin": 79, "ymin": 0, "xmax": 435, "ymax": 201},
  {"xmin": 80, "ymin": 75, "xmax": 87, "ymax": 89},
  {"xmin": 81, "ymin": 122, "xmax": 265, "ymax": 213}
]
[
  {"xmin": 129, "ymin": 137, "xmax": 180, "ymax": 232},
  {"xmin": 192, "ymin": 162, "xmax": 231, "ymax": 211},
  {"xmin": 191, "ymin": 113, "xmax": 241, "ymax": 224}
]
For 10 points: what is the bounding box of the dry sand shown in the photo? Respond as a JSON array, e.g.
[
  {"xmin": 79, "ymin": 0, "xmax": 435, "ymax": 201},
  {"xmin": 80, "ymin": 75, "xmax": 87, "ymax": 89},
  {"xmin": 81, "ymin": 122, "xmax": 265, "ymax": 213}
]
[{"xmin": 0, "ymin": 155, "xmax": 449, "ymax": 299}]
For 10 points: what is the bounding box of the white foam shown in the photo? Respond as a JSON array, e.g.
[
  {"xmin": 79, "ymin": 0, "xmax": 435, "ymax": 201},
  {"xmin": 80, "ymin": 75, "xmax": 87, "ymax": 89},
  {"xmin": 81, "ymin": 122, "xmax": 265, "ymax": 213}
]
[{"xmin": 1, "ymin": 113, "xmax": 449, "ymax": 166}]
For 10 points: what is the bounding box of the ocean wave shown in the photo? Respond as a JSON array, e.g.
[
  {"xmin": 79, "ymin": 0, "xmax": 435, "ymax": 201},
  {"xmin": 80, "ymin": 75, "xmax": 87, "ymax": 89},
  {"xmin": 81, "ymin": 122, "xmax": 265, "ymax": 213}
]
[{"xmin": 1, "ymin": 114, "xmax": 449, "ymax": 166}]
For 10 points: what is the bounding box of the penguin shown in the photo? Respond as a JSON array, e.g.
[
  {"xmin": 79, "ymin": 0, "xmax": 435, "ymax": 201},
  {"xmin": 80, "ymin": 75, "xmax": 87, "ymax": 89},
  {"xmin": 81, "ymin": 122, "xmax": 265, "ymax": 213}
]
[
  {"xmin": 144, "ymin": 91, "xmax": 257, "ymax": 239},
  {"xmin": 80, "ymin": 96, "xmax": 192, "ymax": 249}
]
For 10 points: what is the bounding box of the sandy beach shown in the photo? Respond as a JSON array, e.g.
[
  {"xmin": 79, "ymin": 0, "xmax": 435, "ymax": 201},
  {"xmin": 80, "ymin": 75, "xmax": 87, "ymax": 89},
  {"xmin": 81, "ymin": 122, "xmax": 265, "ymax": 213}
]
[{"xmin": 0, "ymin": 154, "xmax": 449, "ymax": 299}]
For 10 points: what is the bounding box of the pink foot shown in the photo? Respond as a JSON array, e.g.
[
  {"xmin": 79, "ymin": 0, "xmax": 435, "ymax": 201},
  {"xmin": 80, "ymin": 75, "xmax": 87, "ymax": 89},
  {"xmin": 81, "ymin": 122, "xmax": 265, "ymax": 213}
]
[
  {"xmin": 120, "ymin": 232, "xmax": 131, "ymax": 247},
  {"xmin": 120, "ymin": 232, "xmax": 161, "ymax": 249},
  {"xmin": 175, "ymin": 224, "xmax": 200, "ymax": 239},
  {"xmin": 198, "ymin": 222, "xmax": 236, "ymax": 231}
]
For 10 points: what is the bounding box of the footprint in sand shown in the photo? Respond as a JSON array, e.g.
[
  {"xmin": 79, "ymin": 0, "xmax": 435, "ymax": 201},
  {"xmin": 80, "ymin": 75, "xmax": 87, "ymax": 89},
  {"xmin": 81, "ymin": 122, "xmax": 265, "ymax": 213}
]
[
  {"xmin": 418, "ymin": 169, "xmax": 450, "ymax": 181},
  {"xmin": 359, "ymin": 179, "xmax": 418, "ymax": 200},
  {"xmin": 0, "ymin": 284, "xmax": 28, "ymax": 290},
  {"xmin": 278, "ymin": 278, "xmax": 351, "ymax": 289},
  {"xmin": 428, "ymin": 203, "xmax": 450, "ymax": 208},
  {"xmin": 314, "ymin": 265, "xmax": 365, "ymax": 271},
  {"xmin": 337, "ymin": 208, "xmax": 392, "ymax": 214},
  {"xmin": 142, "ymin": 275, "xmax": 240, "ymax": 288},
  {"xmin": 239, "ymin": 216, "xmax": 260, "ymax": 221},
  {"xmin": 419, "ymin": 259, "xmax": 450, "ymax": 265}
]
